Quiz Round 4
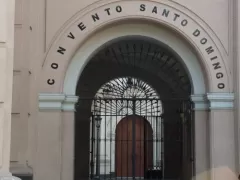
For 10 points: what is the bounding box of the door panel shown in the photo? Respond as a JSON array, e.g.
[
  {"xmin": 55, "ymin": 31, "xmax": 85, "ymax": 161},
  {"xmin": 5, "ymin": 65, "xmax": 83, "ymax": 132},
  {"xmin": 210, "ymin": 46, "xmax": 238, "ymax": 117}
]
[{"xmin": 116, "ymin": 115, "xmax": 153, "ymax": 177}]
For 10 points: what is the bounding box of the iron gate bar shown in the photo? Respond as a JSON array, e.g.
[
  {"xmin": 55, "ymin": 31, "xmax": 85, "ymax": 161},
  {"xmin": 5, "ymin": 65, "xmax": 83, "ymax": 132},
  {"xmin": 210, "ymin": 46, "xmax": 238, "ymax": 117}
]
[
  {"xmin": 90, "ymin": 114, "xmax": 95, "ymax": 179},
  {"xmin": 104, "ymin": 102, "xmax": 107, "ymax": 179},
  {"xmin": 77, "ymin": 97, "xmax": 190, "ymax": 100},
  {"xmin": 109, "ymin": 101, "xmax": 113, "ymax": 180},
  {"xmin": 84, "ymin": 97, "xmax": 194, "ymax": 180},
  {"xmin": 132, "ymin": 99, "xmax": 136, "ymax": 179},
  {"xmin": 190, "ymin": 102, "xmax": 196, "ymax": 178},
  {"xmin": 126, "ymin": 101, "xmax": 129, "ymax": 179}
]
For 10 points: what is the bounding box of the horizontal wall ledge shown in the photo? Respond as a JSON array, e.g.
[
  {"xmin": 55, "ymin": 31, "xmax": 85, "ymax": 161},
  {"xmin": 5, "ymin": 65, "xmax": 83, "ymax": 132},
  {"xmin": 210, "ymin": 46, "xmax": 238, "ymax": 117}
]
[
  {"xmin": 39, "ymin": 93, "xmax": 78, "ymax": 111},
  {"xmin": 38, "ymin": 93, "xmax": 234, "ymax": 111},
  {"xmin": 207, "ymin": 93, "xmax": 234, "ymax": 110},
  {"xmin": 191, "ymin": 93, "xmax": 234, "ymax": 110},
  {"xmin": 191, "ymin": 94, "xmax": 208, "ymax": 110}
]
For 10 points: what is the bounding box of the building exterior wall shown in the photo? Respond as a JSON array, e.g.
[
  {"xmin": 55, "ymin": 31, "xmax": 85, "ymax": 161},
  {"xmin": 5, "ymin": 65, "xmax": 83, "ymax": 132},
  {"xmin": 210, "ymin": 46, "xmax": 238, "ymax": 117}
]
[
  {"xmin": 0, "ymin": 0, "xmax": 19, "ymax": 179},
  {"xmin": 0, "ymin": 0, "xmax": 238, "ymax": 180}
]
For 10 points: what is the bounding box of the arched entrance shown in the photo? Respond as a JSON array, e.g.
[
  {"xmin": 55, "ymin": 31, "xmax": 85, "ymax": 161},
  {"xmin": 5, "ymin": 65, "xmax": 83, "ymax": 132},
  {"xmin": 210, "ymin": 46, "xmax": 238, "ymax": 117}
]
[
  {"xmin": 74, "ymin": 35, "xmax": 194, "ymax": 180},
  {"xmin": 37, "ymin": 3, "xmax": 235, "ymax": 180},
  {"xmin": 115, "ymin": 115, "xmax": 153, "ymax": 178}
]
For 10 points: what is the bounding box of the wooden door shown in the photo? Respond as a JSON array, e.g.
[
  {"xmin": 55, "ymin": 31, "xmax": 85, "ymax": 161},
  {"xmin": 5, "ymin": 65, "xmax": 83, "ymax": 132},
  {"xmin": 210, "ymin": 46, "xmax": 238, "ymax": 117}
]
[{"xmin": 116, "ymin": 115, "xmax": 153, "ymax": 177}]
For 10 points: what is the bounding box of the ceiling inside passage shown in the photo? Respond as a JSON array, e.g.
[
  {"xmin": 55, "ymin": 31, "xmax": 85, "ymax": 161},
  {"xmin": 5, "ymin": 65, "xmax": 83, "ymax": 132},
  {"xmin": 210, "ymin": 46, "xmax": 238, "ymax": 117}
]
[{"xmin": 76, "ymin": 37, "xmax": 191, "ymax": 98}]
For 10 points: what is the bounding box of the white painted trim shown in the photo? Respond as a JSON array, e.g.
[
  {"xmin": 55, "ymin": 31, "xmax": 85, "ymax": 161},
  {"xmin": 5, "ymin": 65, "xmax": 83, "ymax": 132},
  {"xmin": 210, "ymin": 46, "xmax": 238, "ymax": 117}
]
[
  {"xmin": 191, "ymin": 94, "xmax": 208, "ymax": 110},
  {"xmin": 62, "ymin": 95, "xmax": 79, "ymax": 111},
  {"xmin": 207, "ymin": 93, "xmax": 234, "ymax": 110},
  {"xmin": 38, "ymin": 93, "xmax": 235, "ymax": 111},
  {"xmin": 38, "ymin": 93, "xmax": 78, "ymax": 111},
  {"xmin": 39, "ymin": 93, "xmax": 65, "ymax": 111}
]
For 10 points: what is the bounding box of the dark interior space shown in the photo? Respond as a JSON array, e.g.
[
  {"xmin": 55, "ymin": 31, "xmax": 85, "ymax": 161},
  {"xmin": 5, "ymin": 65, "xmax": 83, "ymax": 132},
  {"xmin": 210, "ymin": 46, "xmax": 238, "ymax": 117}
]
[{"xmin": 74, "ymin": 37, "xmax": 194, "ymax": 180}]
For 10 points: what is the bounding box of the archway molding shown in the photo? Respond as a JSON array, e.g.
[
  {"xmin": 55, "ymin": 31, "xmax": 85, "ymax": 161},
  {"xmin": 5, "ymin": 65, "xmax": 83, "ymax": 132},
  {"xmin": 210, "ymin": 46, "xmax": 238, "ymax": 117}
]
[
  {"xmin": 65, "ymin": 23, "xmax": 205, "ymax": 95},
  {"xmin": 36, "ymin": 1, "xmax": 237, "ymax": 180},
  {"xmin": 39, "ymin": 0, "xmax": 232, "ymax": 94}
]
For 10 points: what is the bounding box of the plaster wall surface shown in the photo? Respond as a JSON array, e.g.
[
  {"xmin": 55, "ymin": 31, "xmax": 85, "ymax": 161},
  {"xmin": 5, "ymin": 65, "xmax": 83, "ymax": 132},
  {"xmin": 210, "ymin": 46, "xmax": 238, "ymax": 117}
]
[
  {"xmin": 45, "ymin": 0, "xmax": 230, "ymax": 54},
  {"xmin": 10, "ymin": 0, "xmax": 31, "ymax": 172},
  {"xmin": 0, "ymin": 0, "xmax": 16, "ymax": 178},
  {"xmin": 9, "ymin": 0, "xmax": 238, "ymax": 179}
]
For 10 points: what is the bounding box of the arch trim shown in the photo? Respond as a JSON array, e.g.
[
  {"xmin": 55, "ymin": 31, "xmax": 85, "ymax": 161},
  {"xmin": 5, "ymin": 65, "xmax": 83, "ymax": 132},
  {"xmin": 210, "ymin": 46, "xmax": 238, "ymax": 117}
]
[
  {"xmin": 64, "ymin": 23, "xmax": 206, "ymax": 95},
  {"xmin": 39, "ymin": 0, "xmax": 232, "ymax": 94}
]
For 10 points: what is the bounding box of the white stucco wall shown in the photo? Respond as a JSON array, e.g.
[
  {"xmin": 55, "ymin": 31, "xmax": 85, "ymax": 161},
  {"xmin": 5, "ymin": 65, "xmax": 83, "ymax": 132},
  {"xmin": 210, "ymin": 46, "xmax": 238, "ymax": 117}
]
[
  {"xmin": 6, "ymin": 0, "xmax": 239, "ymax": 180},
  {"xmin": 0, "ymin": 0, "xmax": 19, "ymax": 179}
]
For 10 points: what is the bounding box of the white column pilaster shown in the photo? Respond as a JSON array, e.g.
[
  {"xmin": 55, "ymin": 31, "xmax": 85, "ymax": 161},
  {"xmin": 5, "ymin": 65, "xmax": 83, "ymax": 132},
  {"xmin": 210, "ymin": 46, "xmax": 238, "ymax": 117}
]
[
  {"xmin": 207, "ymin": 93, "xmax": 237, "ymax": 180},
  {"xmin": 0, "ymin": 0, "xmax": 20, "ymax": 179},
  {"xmin": 37, "ymin": 93, "xmax": 78, "ymax": 180},
  {"xmin": 191, "ymin": 94, "xmax": 209, "ymax": 180}
]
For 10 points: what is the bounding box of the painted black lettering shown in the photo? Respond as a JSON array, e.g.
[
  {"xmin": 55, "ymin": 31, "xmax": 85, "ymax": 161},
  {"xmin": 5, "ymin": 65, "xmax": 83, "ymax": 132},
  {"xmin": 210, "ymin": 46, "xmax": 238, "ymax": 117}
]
[
  {"xmin": 67, "ymin": 32, "xmax": 75, "ymax": 39},
  {"xmin": 78, "ymin": 22, "xmax": 86, "ymax": 31},
  {"xmin": 140, "ymin": 4, "xmax": 146, "ymax": 11},
  {"xmin": 193, "ymin": 29, "xmax": 200, "ymax": 37},
  {"xmin": 218, "ymin": 83, "xmax": 225, "ymax": 89},
  {"xmin": 206, "ymin": 46, "xmax": 214, "ymax": 54},
  {"xmin": 216, "ymin": 72, "xmax": 224, "ymax": 79},
  {"xmin": 152, "ymin": 6, "xmax": 157, "ymax": 14},
  {"xmin": 212, "ymin": 62, "xmax": 221, "ymax": 70},
  {"xmin": 47, "ymin": 79, "xmax": 55, "ymax": 85},
  {"xmin": 181, "ymin": 19, "xmax": 188, "ymax": 26},
  {"xmin": 57, "ymin": 46, "xmax": 66, "ymax": 55},
  {"xmin": 210, "ymin": 56, "xmax": 218, "ymax": 61},
  {"xmin": 173, "ymin": 13, "xmax": 180, "ymax": 21},
  {"xmin": 200, "ymin": 38, "xmax": 207, "ymax": 45},
  {"xmin": 116, "ymin": 6, "xmax": 122, "ymax": 12},
  {"xmin": 92, "ymin": 13, "xmax": 100, "ymax": 22},
  {"xmin": 105, "ymin": 8, "xmax": 111, "ymax": 15},
  {"xmin": 162, "ymin": 9, "xmax": 169, "ymax": 17},
  {"xmin": 51, "ymin": 63, "xmax": 58, "ymax": 69}
]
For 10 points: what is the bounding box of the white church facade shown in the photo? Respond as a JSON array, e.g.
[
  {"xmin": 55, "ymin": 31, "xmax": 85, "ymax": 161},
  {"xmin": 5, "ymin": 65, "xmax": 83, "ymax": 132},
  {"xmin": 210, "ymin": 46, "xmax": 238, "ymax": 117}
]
[{"xmin": 0, "ymin": 0, "xmax": 240, "ymax": 180}]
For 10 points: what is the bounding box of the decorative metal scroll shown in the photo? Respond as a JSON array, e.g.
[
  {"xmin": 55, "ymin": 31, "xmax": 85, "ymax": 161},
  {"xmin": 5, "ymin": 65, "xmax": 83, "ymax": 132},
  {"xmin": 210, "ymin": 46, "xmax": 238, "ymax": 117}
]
[{"xmin": 93, "ymin": 77, "xmax": 162, "ymax": 116}]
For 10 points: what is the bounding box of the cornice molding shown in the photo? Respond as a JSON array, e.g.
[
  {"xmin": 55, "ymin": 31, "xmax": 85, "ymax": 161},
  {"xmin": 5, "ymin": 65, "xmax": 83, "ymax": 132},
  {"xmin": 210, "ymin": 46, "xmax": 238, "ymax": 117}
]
[
  {"xmin": 207, "ymin": 93, "xmax": 234, "ymax": 110},
  {"xmin": 63, "ymin": 95, "xmax": 79, "ymax": 111},
  {"xmin": 39, "ymin": 93, "xmax": 78, "ymax": 111},
  {"xmin": 191, "ymin": 94, "xmax": 208, "ymax": 110},
  {"xmin": 38, "ymin": 93, "xmax": 234, "ymax": 111}
]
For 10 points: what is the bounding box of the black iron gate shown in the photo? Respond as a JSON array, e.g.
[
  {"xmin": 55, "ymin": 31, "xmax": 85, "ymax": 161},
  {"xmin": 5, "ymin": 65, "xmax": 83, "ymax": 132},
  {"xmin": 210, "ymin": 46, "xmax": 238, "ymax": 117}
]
[{"xmin": 84, "ymin": 98, "xmax": 194, "ymax": 180}]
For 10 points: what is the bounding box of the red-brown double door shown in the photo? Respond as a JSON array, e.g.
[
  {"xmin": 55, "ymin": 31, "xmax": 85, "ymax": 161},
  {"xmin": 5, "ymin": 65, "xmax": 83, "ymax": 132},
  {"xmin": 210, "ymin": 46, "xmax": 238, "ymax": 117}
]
[{"xmin": 116, "ymin": 115, "xmax": 153, "ymax": 177}]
